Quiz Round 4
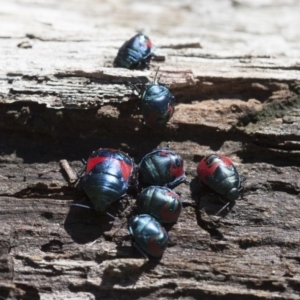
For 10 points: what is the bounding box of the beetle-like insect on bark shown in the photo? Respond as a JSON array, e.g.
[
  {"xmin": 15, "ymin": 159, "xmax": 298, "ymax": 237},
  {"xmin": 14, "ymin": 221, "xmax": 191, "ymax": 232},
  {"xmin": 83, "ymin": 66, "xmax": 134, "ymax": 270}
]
[
  {"xmin": 138, "ymin": 148, "xmax": 185, "ymax": 188},
  {"xmin": 137, "ymin": 186, "xmax": 182, "ymax": 224},
  {"xmin": 114, "ymin": 33, "xmax": 156, "ymax": 70},
  {"xmin": 80, "ymin": 148, "xmax": 134, "ymax": 212},
  {"xmin": 197, "ymin": 154, "xmax": 243, "ymax": 214},
  {"xmin": 129, "ymin": 214, "xmax": 169, "ymax": 258},
  {"xmin": 132, "ymin": 68, "xmax": 175, "ymax": 128}
]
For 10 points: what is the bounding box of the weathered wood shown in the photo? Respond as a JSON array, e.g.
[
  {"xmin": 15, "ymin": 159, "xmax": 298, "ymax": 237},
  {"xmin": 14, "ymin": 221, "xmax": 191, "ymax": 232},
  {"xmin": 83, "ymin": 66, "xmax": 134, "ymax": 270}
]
[{"xmin": 1, "ymin": 0, "xmax": 300, "ymax": 299}]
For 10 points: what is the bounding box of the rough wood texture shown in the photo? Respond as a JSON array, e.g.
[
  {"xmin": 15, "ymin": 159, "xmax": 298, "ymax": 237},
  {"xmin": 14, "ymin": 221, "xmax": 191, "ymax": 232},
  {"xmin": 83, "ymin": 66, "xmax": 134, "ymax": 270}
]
[{"xmin": 1, "ymin": 0, "xmax": 300, "ymax": 299}]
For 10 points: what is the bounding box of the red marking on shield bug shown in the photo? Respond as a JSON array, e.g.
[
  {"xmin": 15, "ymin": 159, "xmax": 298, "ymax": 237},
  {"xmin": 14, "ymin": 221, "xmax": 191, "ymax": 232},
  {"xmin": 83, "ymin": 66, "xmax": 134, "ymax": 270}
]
[
  {"xmin": 86, "ymin": 157, "xmax": 107, "ymax": 174},
  {"xmin": 147, "ymin": 236, "xmax": 165, "ymax": 257},
  {"xmin": 118, "ymin": 160, "xmax": 133, "ymax": 181},
  {"xmin": 170, "ymin": 158, "xmax": 184, "ymax": 178},
  {"xmin": 197, "ymin": 154, "xmax": 234, "ymax": 179},
  {"xmin": 145, "ymin": 40, "xmax": 153, "ymax": 49}
]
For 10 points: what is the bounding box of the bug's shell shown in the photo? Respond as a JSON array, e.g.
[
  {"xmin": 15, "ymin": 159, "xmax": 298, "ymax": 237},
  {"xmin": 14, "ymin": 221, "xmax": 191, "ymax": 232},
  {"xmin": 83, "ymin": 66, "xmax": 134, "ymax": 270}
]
[
  {"xmin": 197, "ymin": 154, "xmax": 241, "ymax": 202},
  {"xmin": 114, "ymin": 33, "xmax": 156, "ymax": 70},
  {"xmin": 129, "ymin": 214, "xmax": 169, "ymax": 257},
  {"xmin": 137, "ymin": 186, "xmax": 182, "ymax": 223},
  {"xmin": 141, "ymin": 84, "xmax": 175, "ymax": 128},
  {"xmin": 80, "ymin": 149, "xmax": 134, "ymax": 211},
  {"xmin": 138, "ymin": 149, "xmax": 185, "ymax": 187}
]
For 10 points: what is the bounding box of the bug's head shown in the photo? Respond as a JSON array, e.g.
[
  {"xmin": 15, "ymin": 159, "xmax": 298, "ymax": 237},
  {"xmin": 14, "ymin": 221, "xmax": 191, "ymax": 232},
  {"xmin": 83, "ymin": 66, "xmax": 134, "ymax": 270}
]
[{"xmin": 226, "ymin": 188, "xmax": 240, "ymax": 202}]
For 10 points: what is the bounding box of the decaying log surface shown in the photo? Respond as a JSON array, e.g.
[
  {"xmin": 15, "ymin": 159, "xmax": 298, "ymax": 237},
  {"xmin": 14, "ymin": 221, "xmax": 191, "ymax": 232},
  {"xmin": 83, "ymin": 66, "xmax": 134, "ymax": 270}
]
[{"xmin": 1, "ymin": 0, "xmax": 300, "ymax": 299}]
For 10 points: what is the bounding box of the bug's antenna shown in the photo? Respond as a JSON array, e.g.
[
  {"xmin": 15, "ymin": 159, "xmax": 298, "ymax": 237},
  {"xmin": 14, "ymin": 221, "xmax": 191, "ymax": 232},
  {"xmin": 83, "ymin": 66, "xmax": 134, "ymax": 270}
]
[
  {"xmin": 153, "ymin": 67, "xmax": 160, "ymax": 84},
  {"xmin": 133, "ymin": 242, "xmax": 149, "ymax": 260}
]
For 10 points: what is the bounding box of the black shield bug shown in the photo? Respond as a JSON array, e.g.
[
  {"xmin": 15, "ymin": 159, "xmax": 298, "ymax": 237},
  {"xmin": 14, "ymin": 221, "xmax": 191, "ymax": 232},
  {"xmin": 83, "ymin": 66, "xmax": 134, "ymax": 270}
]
[
  {"xmin": 114, "ymin": 33, "xmax": 156, "ymax": 70},
  {"xmin": 129, "ymin": 214, "xmax": 169, "ymax": 258},
  {"xmin": 138, "ymin": 148, "xmax": 185, "ymax": 188},
  {"xmin": 80, "ymin": 148, "xmax": 134, "ymax": 212},
  {"xmin": 137, "ymin": 186, "xmax": 182, "ymax": 224},
  {"xmin": 132, "ymin": 69, "xmax": 175, "ymax": 128},
  {"xmin": 197, "ymin": 154, "xmax": 243, "ymax": 214}
]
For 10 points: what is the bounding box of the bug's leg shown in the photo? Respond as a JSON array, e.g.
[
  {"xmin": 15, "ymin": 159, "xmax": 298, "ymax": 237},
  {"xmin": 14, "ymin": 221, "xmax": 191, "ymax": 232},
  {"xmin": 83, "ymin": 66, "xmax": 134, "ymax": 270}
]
[
  {"xmin": 124, "ymin": 194, "xmax": 131, "ymax": 211},
  {"xmin": 133, "ymin": 242, "xmax": 149, "ymax": 260},
  {"xmin": 107, "ymin": 212, "xmax": 123, "ymax": 225},
  {"xmin": 132, "ymin": 177, "xmax": 139, "ymax": 192},
  {"xmin": 110, "ymin": 222, "xmax": 129, "ymax": 240},
  {"xmin": 215, "ymin": 201, "xmax": 231, "ymax": 216},
  {"xmin": 167, "ymin": 176, "xmax": 187, "ymax": 189},
  {"xmin": 131, "ymin": 165, "xmax": 140, "ymax": 188},
  {"xmin": 131, "ymin": 83, "xmax": 141, "ymax": 96},
  {"xmin": 108, "ymin": 214, "xmax": 128, "ymax": 240},
  {"xmin": 118, "ymin": 195, "xmax": 134, "ymax": 217},
  {"xmin": 239, "ymin": 177, "xmax": 246, "ymax": 200},
  {"xmin": 127, "ymin": 76, "xmax": 144, "ymax": 96},
  {"xmin": 76, "ymin": 159, "xmax": 87, "ymax": 179},
  {"xmin": 70, "ymin": 203, "xmax": 93, "ymax": 209},
  {"xmin": 240, "ymin": 186, "xmax": 246, "ymax": 200},
  {"xmin": 73, "ymin": 159, "xmax": 87, "ymax": 190},
  {"xmin": 108, "ymin": 215, "xmax": 126, "ymax": 230},
  {"xmin": 183, "ymin": 178, "xmax": 190, "ymax": 185}
]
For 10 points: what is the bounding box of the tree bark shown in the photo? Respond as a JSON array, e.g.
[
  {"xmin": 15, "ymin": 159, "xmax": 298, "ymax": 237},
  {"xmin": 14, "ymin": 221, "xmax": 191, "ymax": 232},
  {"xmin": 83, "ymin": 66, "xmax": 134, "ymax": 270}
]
[{"xmin": 1, "ymin": 0, "xmax": 300, "ymax": 299}]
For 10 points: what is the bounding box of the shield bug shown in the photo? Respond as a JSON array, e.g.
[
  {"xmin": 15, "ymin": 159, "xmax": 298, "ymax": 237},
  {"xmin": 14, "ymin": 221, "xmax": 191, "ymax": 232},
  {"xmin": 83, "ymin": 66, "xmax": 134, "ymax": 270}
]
[
  {"xmin": 80, "ymin": 148, "xmax": 134, "ymax": 212},
  {"xmin": 137, "ymin": 186, "xmax": 182, "ymax": 223},
  {"xmin": 197, "ymin": 154, "xmax": 242, "ymax": 212},
  {"xmin": 129, "ymin": 214, "xmax": 169, "ymax": 258},
  {"xmin": 138, "ymin": 148, "xmax": 185, "ymax": 187},
  {"xmin": 132, "ymin": 68, "xmax": 175, "ymax": 128},
  {"xmin": 140, "ymin": 83, "xmax": 175, "ymax": 128},
  {"xmin": 114, "ymin": 33, "xmax": 156, "ymax": 70}
]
